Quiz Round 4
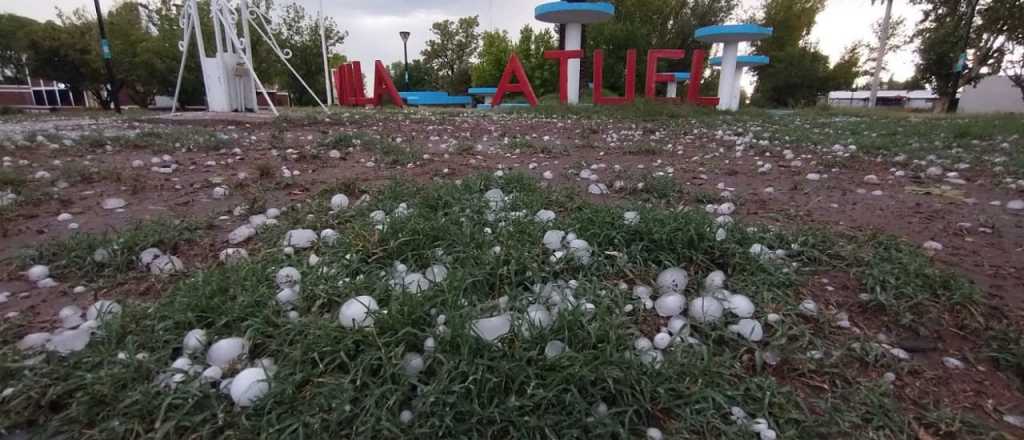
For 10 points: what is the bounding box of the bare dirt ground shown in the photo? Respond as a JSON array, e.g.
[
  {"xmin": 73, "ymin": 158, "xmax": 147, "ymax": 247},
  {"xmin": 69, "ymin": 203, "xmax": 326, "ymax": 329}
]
[{"xmin": 2, "ymin": 109, "xmax": 1023, "ymax": 435}]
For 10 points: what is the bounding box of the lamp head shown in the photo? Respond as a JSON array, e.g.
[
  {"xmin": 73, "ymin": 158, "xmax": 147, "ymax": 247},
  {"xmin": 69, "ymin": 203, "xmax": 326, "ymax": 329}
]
[{"xmin": 399, "ymin": 31, "xmax": 411, "ymax": 43}]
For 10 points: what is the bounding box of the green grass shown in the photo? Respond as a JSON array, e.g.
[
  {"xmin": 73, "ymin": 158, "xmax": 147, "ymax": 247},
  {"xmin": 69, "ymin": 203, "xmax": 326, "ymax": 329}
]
[{"xmin": 0, "ymin": 172, "xmax": 1001, "ymax": 438}]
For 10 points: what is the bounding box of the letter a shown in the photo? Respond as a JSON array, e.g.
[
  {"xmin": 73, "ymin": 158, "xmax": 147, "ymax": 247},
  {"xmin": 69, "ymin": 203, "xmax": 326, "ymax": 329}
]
[
  {"xmin": 372, "ymin": 60, "xmax": 404, "ymax": 107},
  {"xmin": 492, "ymin": 54, "xmax": 538, "ymax": 107}
]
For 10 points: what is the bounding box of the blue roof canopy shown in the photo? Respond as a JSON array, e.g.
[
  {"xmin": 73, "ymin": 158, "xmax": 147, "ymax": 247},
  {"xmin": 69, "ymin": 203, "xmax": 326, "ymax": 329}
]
[
  {"xmin": 709, "ymin": 55, "xmax": 771, "ymax": 67},
  {"xmin": 695, "ymin": 24, "xmax": 773, "ymax": 43},
  {"xmin": 535, "ymin": 2, "xmax": 615, "ymax": 24}
]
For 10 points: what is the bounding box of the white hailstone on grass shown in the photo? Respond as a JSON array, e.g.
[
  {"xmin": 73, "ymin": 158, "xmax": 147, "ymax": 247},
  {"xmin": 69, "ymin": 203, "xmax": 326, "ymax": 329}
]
[
  {"xmin": 249, "ymin": 214, "xmax": 268, "ymax": 228},
  {"xmin": 799, "ymin": 299, "xmax": 818, "ymax": 316},
  {"xmin": 212, "ymin": 186, "xmax": 229, "ymax": 199},
  {"xmin": 400, "ymin": 409, "xmax": 415, "ymax": 425},
  {"xmin": 646, "ymin": 427, "xmax": 664, "ymax": 440},
  {"xmin": 207, "ymin": 337, "xmax": 250, "ymax": 370},
  {"xmin": 370, "ymin": 210, "xmax": 387, "ymax": 224},
  {"xmin": 171, "ymin": 357, "xmax": 193, "ymax": 371},
  {"xmin": 715, "ymin": 202, "xmax": 736, "ymax": 215},
  {"xmin": 656, "ymin": 268, "xmax": 689, "ymax": 295},
  {"xmin": 544, "ymin": 340, "xmax": 567, "ymax": 359},
  {"xmin": 724, "ymin": 294, "xmax": 755, "ymax": 318},
  {"xmin": 704, "ymin": 271, "xmax": 726, "ymax": 291},
  {"xmin": 526, "ymin": 304, "xmax": 554, "ymax": 330},
  {"xmin": 201, "ymin": 366, "xmax": 223, "ymax": 383},
  {"xmin": 749, "ymin": 244, "xmax": 772, "ymax": 259},
  {"xmin": 922, "ymin": 240, "xmax": 943, "ymax": 253},
  {"xmin": 587, "ymin": 183, "xmax": 610, "ymax": 195},
  {"xmin": 534, "ymin": 209, "xmax": 556, "ymax": 223},
  {"xmin": 667, "ymin": 316, "xmax": 689, "ymax": 335},
  {"xmin": 308, "ymin": 254, "xmax": 320, "ymax": 266},
  {"xmin": 889, "ymin": 347, "xmax": 911, "ymax": 360},
  {"xmin": 230, "ymin": 367, "xmax": 270, "ymax": 407},
  {"xmin": 265, "ymin": 208, "xmax": 281, "ymax": 219},
  {"xmin": 219, "ymin": 248, "xmax": 249, "ymax": 265},
  {"xmin": 653, "ymin": 332, "xmax": 672, "ymax": 350},
  {"xmin": 37, "ymin": 278, "xmax": 58, "ymax": 288},
  {"xmin": 183, "ymin": 329, "xmax": 208, "ymax": 355},
  {"xmin": 592, "ymin": 401, "xmax": 609, "ymax": 418},
  {"xmin": 688, "ymin": 297, "xmax": 724, "ymax": 324},
  {"xmin": 623, "ymin": 211, "xmax": 640, "ymax": 225},
  {"xmin": 484, "ymin": 188, "xmax": 505, "ymax": 210},
  {"xmin": 543, "ymin": 170, "xmax": 554, "ymax": 180},
  {"xmin": 275, "ymin": 267, "xmax": 301, "ymax": 289},
  {"xmin": 229, "ymin": 225, "xmax": 257, "ymax": 244},
  {"xmin": 567, "ymin": 239, "xmax": 593, "ymax": 265},
  {"xmin": 633, "ymin": 285, "xmax": 653, "ymax": 299},
  {"xmin": 58, "ymin": 305, "xmax": 84, "ymax": 329},
  {"xmin": 330, "ymin": 194, "xmax": 350, "ymax": 211},
  {"xmin": 925, "ymin": 166, "xmax": 943, "ymax": 177},
  {"xmin": 402, "ymin": 273, "xmax": 431, "ymax": 294},
  {"xmin": 319, "ymin": 229, "xmax": 339, "ymax": 245},
  {"xmin": 57, "ymin": 213, "xmax": 73, "ymax": 222},
  {"xmin": 728, "ymin": 319, "xmax": 765, "ymax": 342},
  {"xmin": 424, "ymin": 265, "xmax": 448, "ymax": 283},
  {"xmin": 276, "ymin": 288, "xmax": 299, "ymax": 308},
  {"xmin": 285, "ymin": 310, "xmax": 300, "ymax": 321},
  {"xmin": 17, "ymin": 332, "xmax": 52, "ymax": 351},
  {"xmin": 149, "ymin": 255, "xmax": 184, "ymax": 275},
  {"xmin": 401, "ymin": 352, "xmax": 425, "ymax": 377},
  {"xmin": 46, "ymin": 328, "xmax": 92, "ymax": 354},
  {"xmin": 283, "ymin": 229, "xmax": 318, "ymax": 249},
  {"xmin": 1007, "ymin": 200, "xmax": 1024, "ymax": 210},
  {"xmin": 654, "ymin": 293, "xmax": 686, "ymax": 318},
  {"xmin": 471, "ymin": 313, "xmax": 512, "ymax": 343},
  {"xmin": 423, "ymin": 336, "xmax": 437, "ymax": 354},
  {"xmin": 86, "ymin": 300, "xmax": 122, "ymax": 322},
  {"xmin": 716, "ymin": 228, "xmax": 727, "ymax": 241},
  {"xmin": 101, "ymin": 197, "xmax": 127, "ymax": 210},
  {"xmin": 338, "ymin": 296, "xmax": 380, "ymax": 329},
  {"xmin": 542, "ymin": 230, "xmax": 566, "ymax": 250},
  {"xmin": 137, "ymin": 248, "xmax": 164, "ymax": 268},
  {"xmin": 92, "ymin": 248, "xmax": 112, "ymax": 263},
  {"xmin": 26, "ymin": 265, "xmax": 50, "ymax": 282}
]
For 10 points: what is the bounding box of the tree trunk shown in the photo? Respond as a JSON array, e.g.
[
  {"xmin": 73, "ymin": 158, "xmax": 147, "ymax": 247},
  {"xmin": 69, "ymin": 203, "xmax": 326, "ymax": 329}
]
[
  {"xmin": 868, "ymin": 0, "xmax": 894, "ymax": 108},
  {"xmin": 932, "ymin": 95, "xmax": 951, "ymax": 113}
]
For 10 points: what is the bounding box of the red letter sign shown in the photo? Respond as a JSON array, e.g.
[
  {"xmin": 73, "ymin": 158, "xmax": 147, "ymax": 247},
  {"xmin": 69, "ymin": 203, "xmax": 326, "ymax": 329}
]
[
  {"xmin": 645, "ymin": 49, "xmax": 685, "ymax": 100},
  {"xmin": 371, "ymin": 60, "xmax": 404, "ymax": 108},
  {"xmin": 492, "ymin": 54, "xmax": 538, "ymax": 107},
  {"xmin": 593, "ymin": 49, "xmax": 637, "ymax": 105},
  {"xmin": 685, "ymin": 49, "xmax": 719, "ymax": 107},
  {"xmin": 543, "ymin": 49, "xmax": 584, "ymax": 104}
]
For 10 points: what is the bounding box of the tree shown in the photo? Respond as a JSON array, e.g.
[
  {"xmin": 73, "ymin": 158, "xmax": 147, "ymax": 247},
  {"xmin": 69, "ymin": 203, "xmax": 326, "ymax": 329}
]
[
  {"xmin": 472, "ymin": 29, "xmax": 514, "ymax": 87},
  {"xmin": 0, "ymin": 14, "xmax": 39, "ymax": 85},
  {"xmin": 259, "ymin": 3, "xmax": 347, "ymax": 106},
  {"xmin": 587, "ymin": 0, "xmax": 736, "ymax": 94},
  {"xmin": 422, "ymin": 16, "xmax": 480, "ymax": 93},
  {"xmin": 867, "ymin": 0, "xmax": 895, "ymax": 107},
  {"xmin": 751, "ymin": 0, "xmax": 834, "ymax": 106},
  {"xmin": 389, "ymin": 59, "xmax": 435, "ymax": 91},
  {"xmin": 828, "ymin": 44, "xmax": 867, "ymax": 90},
  {"xmin": 24, "ymin": 9, "xmax": 108, "ymax": 108},
  {"xmin": 911, "ymin": 0, "xmax": 1023, "ymax": 112}
]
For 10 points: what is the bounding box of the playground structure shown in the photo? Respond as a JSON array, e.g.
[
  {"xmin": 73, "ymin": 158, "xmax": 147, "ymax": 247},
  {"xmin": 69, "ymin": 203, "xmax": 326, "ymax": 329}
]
[
  {"xmin": 695, "ymin": 24, "xmax": 773, "ymax": 111},
  {"xmin": 534, "ymin": 1, "xmax": 616, "ymax": 105},
  {"xmin": 171, "ymin": 0, "xmax": 329, "ymax": 115}
]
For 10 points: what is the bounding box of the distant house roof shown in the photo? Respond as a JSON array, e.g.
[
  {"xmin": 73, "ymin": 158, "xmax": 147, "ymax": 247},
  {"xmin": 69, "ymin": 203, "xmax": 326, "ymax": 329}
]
[{"xmin": 827, "ymin": 90, "xmax": 938, "ymax": 100}]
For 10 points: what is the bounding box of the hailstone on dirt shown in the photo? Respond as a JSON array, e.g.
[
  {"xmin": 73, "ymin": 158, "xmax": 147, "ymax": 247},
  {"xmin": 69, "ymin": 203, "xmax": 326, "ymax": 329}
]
[
  {"xmin": 218, "ymin": 248, "xmax": 249, "ymax": 265},
  {"xmin": 728, "ymin": 319, "xmax": 765, "ymax": 342},
  {"xmin": 330, "ymin": 194, "xmax": 350, "ymax": 211},
  {"xmin": 688, "ymin": 297, "xmax": 724, "ymax": 323},
  {"xmin": 656, "ymin": 268, "xmax": 689, "ymax": 295},
  {"xmin": 17, "ymin": 332, "xmax": 52, "ymax": 351},
  {"xmin": 26, "ymin": 265, "xmax": 50, "ymax": 282},
  {"xmin": 230, "ymin": 367, "xmax": 270, "ymax": 407},
  {"xmin": 206, "ymin": 337, "xmax": 250, "ymax": 370},
  {"xmin": 86, "ymin": 300, "xmax": 121, "ymax": 322},
  {"xmin": 471, "ymin": 313, "xmax": 512, "ymax": 343},
  {"xmin": 283, "ymin": 229, "xmax": 317, "ymax": 249},
  {"xmin": 46, "ymin": 328, "xmax": 92, "ymax": 354},
  {"xmin": 149, "ymin": 255, "xmax": 184, "ymax": 275},
  {"xmin": 228, "ymin": 225, "xmax": 256, "ymax": 244},
  {"xmin": 58, "ymin": 305, "xmax": 84, "ymax": 329},
  {"xmin": 183, "ymin": 329, "xmax": 208, "ymax": 355},
  {"xmin": 799, "ymin": 299, "xmax": 818, "ymax": 316},
  {"xmin": 101, "ymin": 197, "xmax": 127, "ymax": 210},
  {"xmin": 338, "ymin": 296, "xmax": 379, "ymax": 329}
]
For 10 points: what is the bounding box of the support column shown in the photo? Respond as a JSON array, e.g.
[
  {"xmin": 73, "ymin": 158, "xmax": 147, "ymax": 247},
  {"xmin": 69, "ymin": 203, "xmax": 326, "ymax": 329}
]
[
  {"xmin": 732, "ymin": 67, "xmax": 744, "ymax": 109},
  {"xmin": 564, "ymin": 22, "xmax": 582, "ymax": 105},
  {"xmin": 717, "ymin": 42, "xmax": 738, "ymax": 111},
  {"xmin": 666, "ymin": 82, "xmax": 677, "ymax": 98}
]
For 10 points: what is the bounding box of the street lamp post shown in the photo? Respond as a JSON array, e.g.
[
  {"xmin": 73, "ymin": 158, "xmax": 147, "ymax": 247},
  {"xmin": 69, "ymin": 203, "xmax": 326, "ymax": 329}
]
[
  {"xmin": 93, "ymin": 0, "xmax": 121, "ymax": 113},
  {"xmin": 399, "ymin": 31, "xmax": 411, "ymax": 91}
]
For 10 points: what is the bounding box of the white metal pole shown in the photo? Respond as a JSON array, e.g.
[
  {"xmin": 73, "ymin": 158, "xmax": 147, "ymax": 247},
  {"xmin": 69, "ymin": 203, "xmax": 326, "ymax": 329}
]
[
  {"xmin": 240, "ymin": 0, "xmax": 258, "ymax": 111},
  {"xmin": 564, "ymin": 22, "xmax": 582, "ymax": 105},
  {"xmin": 171, "ymin": 3, "xmax": 196, "ymax": 113},
  {"xmin": 211, "ymin": 0, "xmax": 224, "ymax": 54},
  {"xmin": 666, "ymin": 81, "xmax": 677, "ymax": 98},
  {"xmin": 320, "ymin": 0, "xmax": 332, "ymax": 106},
  {"xmin": 732, "ymin": 67, "xmax": 744, "ymax": 109},
  {"xmin": 54, "ymin": 81, "xmax": 62, "ymax": 107},
  {"xmin": 717, "ymin": 42, "xmax": 739, "ymax": 111}
]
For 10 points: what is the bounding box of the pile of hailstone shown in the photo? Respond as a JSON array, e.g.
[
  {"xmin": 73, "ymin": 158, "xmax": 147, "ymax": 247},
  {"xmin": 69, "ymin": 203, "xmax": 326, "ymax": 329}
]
[
  {"xmin": 387, "ymin": 260, "xmax": 449, "ymax": 295},
  {"xmin": 469, "ymin": 280, "xmax": 596, "ymax": 345},
  {"xmin": 138, "ymin": 248, "xmax": 185, "ymax": 275},
  {"xmin": 156, "ymin": 332, "xmax": 276, "ymax": 407},
  {"xmin": 24, "ymin": 264, "xmax": 58, "ymax": 288},
  {"xmin": 228, "ymin": 206, "xmax": 284, "ymax": 245},
  {"xmin": 542, "ymin": 230, "xmax": 594, "ymax": 265},
  {"xmin": 16, "ymin": 300, "xmax": 121, "ymax": 355},
  {"xmin": 630, "ymin": 267, "xmax": 766, "ymax": 367}
]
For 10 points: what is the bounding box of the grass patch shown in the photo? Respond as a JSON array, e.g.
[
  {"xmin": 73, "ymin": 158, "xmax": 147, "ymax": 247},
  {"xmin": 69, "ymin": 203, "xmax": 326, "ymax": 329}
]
[
  {"xmin": 369, "ymin": 138, "xmax": 423, "ymax": 166},
  {"xmin": 0, "ymin": 173, "xmax": 1001, "ymax": 438},
  {"xmin": 985, "ymin": 328, "xmax": 1024, "ymax": 392}
]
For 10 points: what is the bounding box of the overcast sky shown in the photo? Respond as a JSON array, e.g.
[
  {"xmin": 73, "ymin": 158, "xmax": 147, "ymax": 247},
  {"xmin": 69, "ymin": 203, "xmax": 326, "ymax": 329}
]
[{"xmin": 4, "ymin": 0, "xmax": 923, "ymax": 84}]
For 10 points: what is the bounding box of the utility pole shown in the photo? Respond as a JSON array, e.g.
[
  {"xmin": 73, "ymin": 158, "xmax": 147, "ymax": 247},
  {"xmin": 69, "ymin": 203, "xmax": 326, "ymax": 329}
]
[
  {"xmin": 400, "ymin": 31, "xmax": 411, "ymax": 91},
  {"xmin": 868, "ymin": 0, "xmax": 894, "ymax": 108},
  {"xmin": 93, "ymin": 0, "xmax": 121, "ymax": 113},
  {"xmin": 949, "ymin": 0, "xmax": 980, "ymax": 112}
]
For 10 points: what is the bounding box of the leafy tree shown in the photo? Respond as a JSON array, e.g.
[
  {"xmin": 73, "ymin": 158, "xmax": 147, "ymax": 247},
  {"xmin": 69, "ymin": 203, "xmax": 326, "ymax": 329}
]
[
  {"xmin": 24, "ymin": 9, "xmax": 108, "ymax": 108},
  {"xmin": 911, "ymin": 0, "xmax": 1023, "ymax": 111},
  {"xmin": 472, "ymin": 29, "xmax": 514, "ymax": 87},
  {"xmin": 751, "ymin": 0, "xmax": 837, "ymax": 106},
  {"xmin": 422, "ymin": 16, "xmax": 480, "ymax": 93},
  {"xmin": 516, "ymin": 25, "xmax": 558, "ymax": 96},
  {"xmin": 389, "ymin": 59, "xmax": 435, "ymax": 91},
  {"xmin": 0, "ymin": 14, "xmax": 39, "ymax": 85},
  {"xmin": 586, "ymin": 0, "xmax": 736, "ymax": 93},
  {"xmin": 258, "ymin": 3, "xmax": 347, "ymax": 106},
  {"xmin": 828, "ymin": 44, "xmax": 867, "ymax": 90}
]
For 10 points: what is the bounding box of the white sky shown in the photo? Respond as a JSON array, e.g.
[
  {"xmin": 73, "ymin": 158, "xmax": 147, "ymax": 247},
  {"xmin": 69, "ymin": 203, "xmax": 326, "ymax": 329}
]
[{"xmin": 4, "ymin": 0, "xmax": 923, "ymax": 85}]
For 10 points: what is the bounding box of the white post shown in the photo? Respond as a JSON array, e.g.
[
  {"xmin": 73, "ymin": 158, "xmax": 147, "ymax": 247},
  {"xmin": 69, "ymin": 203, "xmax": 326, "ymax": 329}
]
[
  {"xmin": 717, "ymin": 42, "xmax": 739, "ymax": 111},
  {"xmin": 319, "ymin": 0, "xmax": 332, "ymax": 106},
  {"xmin": 666, "ymin": 81, "xmax": 678, "ymax": 98},
  {"xmin": 732, "ymin": 67, "xmax": 744, "ymax": 109},
  {"xmin": 564, "ymin": 23, "xmax": 583, "ymax": 105},
  {"xmin": 54, "ymin": 81, "xmax": 62, "ymax": 107},
  {"xmin": 868, "ymin": 0, "xmax": 894, "ymax": 108},
  {"xmin": 240, "ymin": 0, "xmax": 259, "ymax": 111}
]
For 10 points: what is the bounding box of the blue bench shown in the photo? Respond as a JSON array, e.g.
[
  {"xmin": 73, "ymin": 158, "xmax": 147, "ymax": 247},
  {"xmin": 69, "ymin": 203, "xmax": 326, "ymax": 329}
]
[{"xmin": 399, "ymin": 91, "xmax": 473, "ymax": 107}]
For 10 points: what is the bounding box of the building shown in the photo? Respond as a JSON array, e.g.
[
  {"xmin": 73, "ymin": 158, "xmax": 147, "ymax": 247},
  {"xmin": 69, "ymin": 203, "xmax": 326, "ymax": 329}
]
[
  {"xmin": 958, "ymin": 76, "xmax": 1024, "ymax": 114},
  {"xmin": 0, "ymin": 78, "xmax": 87, "ymax": 108},
  {"xmin": 826, "ymin": 90, "xmax": 940, "ymax": 111}
]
